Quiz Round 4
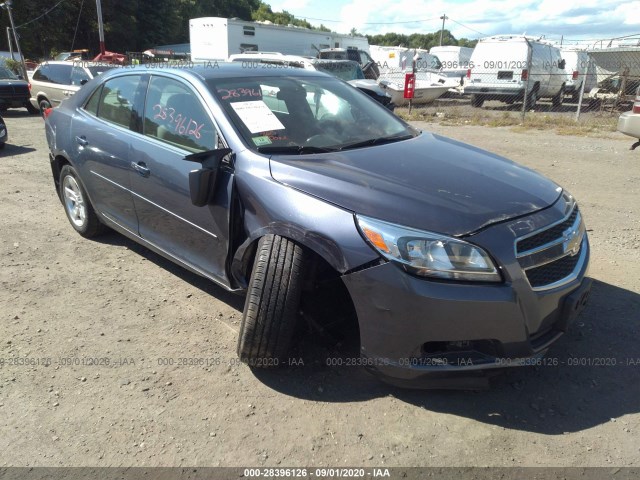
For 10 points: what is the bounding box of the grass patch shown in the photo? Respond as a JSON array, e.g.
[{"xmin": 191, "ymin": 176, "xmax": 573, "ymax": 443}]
[{"xmin": 395, "ymin": 104, "xmax": 620, "ymax": 137}]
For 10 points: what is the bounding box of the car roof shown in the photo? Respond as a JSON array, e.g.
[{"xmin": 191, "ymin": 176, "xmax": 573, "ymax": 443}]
[{"xmin": 100, "ymin": 62, "xmax": 330, "ymax": 81}]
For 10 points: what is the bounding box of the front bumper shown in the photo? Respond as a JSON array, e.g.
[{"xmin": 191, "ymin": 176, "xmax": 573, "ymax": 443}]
[
  {"xmin": 464, "ymin": 85, "xmax": 525, "ymax": 99},
  {"xmin": 341, "ymin": 202, "xmax": 591, "ymax": 388},
  {"xmin": 618, "ymin": 111, "xmax": 640, "ymax": 139}
]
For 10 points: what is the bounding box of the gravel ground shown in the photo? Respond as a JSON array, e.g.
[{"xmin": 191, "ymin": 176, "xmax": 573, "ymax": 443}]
[{"xmin": 0, "ymin": 110, "xmax": 638, "ymax": 468}]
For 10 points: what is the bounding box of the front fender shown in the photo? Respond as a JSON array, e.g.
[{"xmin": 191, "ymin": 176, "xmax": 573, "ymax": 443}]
[{"xmin": 230, "ymin": 154, "xmax": 379, "ymax": 287}]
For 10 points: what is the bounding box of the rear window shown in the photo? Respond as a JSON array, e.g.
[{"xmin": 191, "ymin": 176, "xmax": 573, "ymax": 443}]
[
  {"xmin": 0, "ymin": 67, "xmax": 18, "ymax": 80},
  {"xmin": 87, "ymin": 66, "xmax": 114, "ymax": 77}
]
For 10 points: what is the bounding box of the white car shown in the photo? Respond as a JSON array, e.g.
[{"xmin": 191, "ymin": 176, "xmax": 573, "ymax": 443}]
[
  {"xmin": 618, "ymin": 86, "xmax": 640, "ymax": 150},
  {"xmin": 228, "ymin": 53, "xmax": 394, "ymax": 110}
]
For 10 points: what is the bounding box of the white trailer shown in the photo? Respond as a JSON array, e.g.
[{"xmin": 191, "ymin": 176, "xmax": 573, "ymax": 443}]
[{"xmin": 189, "ymin": 17, "xmax": 369, "ymax": 62}]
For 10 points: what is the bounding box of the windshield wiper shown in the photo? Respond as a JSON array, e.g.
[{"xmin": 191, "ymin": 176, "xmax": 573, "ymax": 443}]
[
  {"xmin": 256, "ymin": 145, "xmax": 338, "ymax": 155},
  {"xmin": 337, "ymin": 133, "xmax": 415, "ymax": 151}
]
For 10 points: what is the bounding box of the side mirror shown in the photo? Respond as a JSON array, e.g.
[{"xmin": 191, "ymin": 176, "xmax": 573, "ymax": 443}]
[
  {"xmin": 558, "ymin": 59, "xmax": 566, "ymax": 70},
  {"xmin": 80, "ymin": 79, "xmax": 88, "ymax": 85},
  {"xmin": 184, "ymin": 148, "xmax": 232, "ymax": 207}
]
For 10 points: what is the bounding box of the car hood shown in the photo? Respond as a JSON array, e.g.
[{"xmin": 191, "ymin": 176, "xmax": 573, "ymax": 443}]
[
  {"xmin": 348, "ymin": 79, "xmax": 389, "ymax": 97},
  {"xmin": 269, "ymin": 132, "xmax": 562, "ymax": 236}
]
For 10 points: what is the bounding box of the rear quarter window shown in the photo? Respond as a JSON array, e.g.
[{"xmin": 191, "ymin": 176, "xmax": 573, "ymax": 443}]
[{"xmin": 96, "ymin": 76, "xmax": 140, "ymax": 129}]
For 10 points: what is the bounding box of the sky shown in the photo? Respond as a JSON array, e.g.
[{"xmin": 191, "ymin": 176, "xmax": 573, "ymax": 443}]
[{"xmin": 265, "ymin": 0, "xmax": 640, "ymax": 45}]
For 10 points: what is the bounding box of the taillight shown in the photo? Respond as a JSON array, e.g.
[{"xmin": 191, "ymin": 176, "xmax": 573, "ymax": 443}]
[
  {"xmin": 572, "ymin": 71, "xmax": 578, "ymax": 80},
  {"xmin": 521, "ymin": 69, "xmax": 528, "ymax": 81},
  {"xmin": 633, "ymin": 103, "xmax": 640, "ymax": 114},
  {"xmin": 28, "ymin": 83, "xmax": 32, "ymax": 91},
  {"xmin": 43, "ymin": 107, "xmax": 53, "ymax": 119},
  {"xmin": 466, "ymin": 68, "xmax": 471, "ymax": 79}
]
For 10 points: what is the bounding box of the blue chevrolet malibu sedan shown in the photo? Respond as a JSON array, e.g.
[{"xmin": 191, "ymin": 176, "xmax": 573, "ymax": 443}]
[{"xmin": 44, "ymin": 64, "xmax": 591, "ymax": 388}]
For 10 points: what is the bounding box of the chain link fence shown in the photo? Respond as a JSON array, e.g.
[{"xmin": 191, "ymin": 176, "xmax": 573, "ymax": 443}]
[{"xmin": 386, "ymin": 37, "xmax": 639, "ymax": 132}]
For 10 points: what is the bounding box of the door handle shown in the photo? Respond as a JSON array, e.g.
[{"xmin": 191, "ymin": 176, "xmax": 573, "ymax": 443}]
[
  {"xmin": 131, "ymin": 161, "xmax": 150, "ymax": 178},
  {"xmin": 75, "ymin": 135, "xmax": 88, "ymax": 147}
]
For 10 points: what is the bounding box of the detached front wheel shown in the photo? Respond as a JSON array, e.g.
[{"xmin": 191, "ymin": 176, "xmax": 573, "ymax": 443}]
[{"xmin": 237, "ymin": 235, "xmax": 308, "ymax": 367}]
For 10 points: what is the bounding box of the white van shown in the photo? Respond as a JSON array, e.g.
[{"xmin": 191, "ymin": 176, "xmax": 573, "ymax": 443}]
[
  {"xmin": 560, "ymin": 47, "xmax": 597, "ymax": 101},
  {"xmin": 465, "ymin": 35, "xmax": 566, "ymax": 108}
]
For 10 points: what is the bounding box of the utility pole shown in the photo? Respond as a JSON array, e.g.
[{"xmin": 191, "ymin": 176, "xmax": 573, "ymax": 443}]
[
  {"xmin": 96, "ymin": 0, "xmax": 106, "ymax": 55},
  {"xmin": 0, "ymin": 1, "xmax": 28, "ymax": 79},
  {"xmin": 439, "ymin": 14, "xmax": 448, "ymax": 46},
  {"xmin": 6, "ymin": 27, "xmax": 13, "ymax": 59}
]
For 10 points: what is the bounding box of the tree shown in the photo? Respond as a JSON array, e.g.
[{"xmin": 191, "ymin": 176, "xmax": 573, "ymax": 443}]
[
  {"xmin": 0, "ymin": 0, "xmax": 341, "ymax": 59},
  {"xmin": 367, "ymin": 30, "xmax": 478, "ymax": 50}
]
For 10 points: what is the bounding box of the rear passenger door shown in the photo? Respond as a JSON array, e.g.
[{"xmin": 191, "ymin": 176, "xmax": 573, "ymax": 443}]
[
  {"xmin": 71, "ymin": 74, "xmax": 143, "ymax": 234},
  {"xmin": 127, "ymin": 74, "xmax": 233, "ymax": 286}
]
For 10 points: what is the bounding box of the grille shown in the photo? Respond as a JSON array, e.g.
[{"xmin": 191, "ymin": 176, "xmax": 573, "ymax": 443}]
[
  {"xmin": 525, "ymin": 246, "xmax": 582, "ymax": 288},
  {"xmin": 517, "ymin": 207, "xmax": 578, "ymax": 254}
]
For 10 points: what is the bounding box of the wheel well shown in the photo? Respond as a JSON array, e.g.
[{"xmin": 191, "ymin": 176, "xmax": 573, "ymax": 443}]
[
  {"xmin": 51, "ymin": 155, "xmax": 70, "ymax": 195},
  {"xmin": 298, "ymin": 245, "xmax": 361, "ymax": 355},
  {"xmin": 238, "ymin": 235, "xmax": 361, "ymax": 351}
]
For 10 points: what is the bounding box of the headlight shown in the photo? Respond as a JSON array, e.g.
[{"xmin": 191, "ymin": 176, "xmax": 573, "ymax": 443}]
[{"xmin": 356, "ymin": 215, "xmax": 501, "ymax": 282}]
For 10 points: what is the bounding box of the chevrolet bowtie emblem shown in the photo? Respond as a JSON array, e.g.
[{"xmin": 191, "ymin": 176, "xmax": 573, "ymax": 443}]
[{"xmin": 563, "ymin": 224, "xmax": 583, "ymax": 256}]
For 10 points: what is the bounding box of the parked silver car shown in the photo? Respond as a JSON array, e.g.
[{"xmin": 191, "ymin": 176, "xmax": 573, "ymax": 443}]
[
  {"xmin": 0, "ymin": 113, "xmax": 7, "ymax": 148},
  {"xmin": 617, "ymin": 86, "xmax": 640, "ymax": 150},
  {"xmin": 29, "ymin": 61, "xmax": 114, "ymax": 114}
]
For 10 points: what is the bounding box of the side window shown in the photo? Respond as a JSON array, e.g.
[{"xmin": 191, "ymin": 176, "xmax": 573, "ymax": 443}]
[
  {"xmin": 71, "ymin": 66, "xmax": 91, "ymax": 86},
  {"xmin": 83, "ymin": 85, "xmax": 103, "ymax": 115},
  {"xmin": 143, "ymin": 76, "xmax": 216, "ymax": 152},
  {"xmin": 48, "ymin": 64, "xmax": 72, "ymax": 85},
  {"xmin": 33, "ymin": 65, "xmax": 50, "ymax": 82},
  {"xmin": 96, "ymin": 75, "xmax": 140, "ymax": 129}
]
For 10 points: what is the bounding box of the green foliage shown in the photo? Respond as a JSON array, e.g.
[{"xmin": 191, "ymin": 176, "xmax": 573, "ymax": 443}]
[
  {"xmin": 367, "ymin": 30, "xmax": 478, "ymax": 50},
  {"xmin": 0, "ymin": 0, "xmax": 262, "ymax": 59},
  {"xmin": 251, "ymin": 3, "xmax": 331, "ymax": 31},
  {"xmin": 3, "ymin": 58, "xmax": 21, "ymax": 74}
]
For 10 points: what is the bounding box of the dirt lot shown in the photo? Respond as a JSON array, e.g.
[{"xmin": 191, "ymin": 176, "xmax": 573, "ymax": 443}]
[{"xmin": 0, "ymin": 110, "xmax": 639, "ymax": 468}]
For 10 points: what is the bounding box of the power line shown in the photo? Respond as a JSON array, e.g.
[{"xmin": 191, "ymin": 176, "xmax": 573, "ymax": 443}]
[
  {"xmin": 446, "ymin": 18, "xmax": 487, "ymax": 36},
  {"xmin": 16, "ymin": 0, "xmax": 67, "ymax": 29},
  {"xmin": 290, "ymin": 15, "xmax": 439, "ymax": 25}
]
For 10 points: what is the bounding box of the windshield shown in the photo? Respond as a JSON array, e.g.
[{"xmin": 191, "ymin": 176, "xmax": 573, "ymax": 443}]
[
  {"xmin": 0, "ymin": 66, "xmax": 18, "ymax": 80},
  {"xmin": 312, "ymin": 61, "xmax": 364, "ymax": 81},
  {"xmin": 208, "ymin": 75, "xmax": 417, "ymax": 153}
]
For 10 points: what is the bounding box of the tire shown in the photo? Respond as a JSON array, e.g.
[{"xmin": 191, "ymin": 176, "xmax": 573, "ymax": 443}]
[
  {"xmin": 59, "ymin": 165, "xmax": 106, "ymax": 238},
  {"xmin": 237, "ymin": 234, "xmax": 308, "ymax": 367},
  {"xmin": 470, "ymin": 94, "xmax": 484, "ymax": 108},
  {"xmin": 0, "ymin": 142, "xmax": 5, "ymax": 150},
  {"xmin": 525, "ymin": 89, "xmax": 538, "ymax": 109},
  {"xmin": 26, "ymin": 102, "xmax": 39, "ymax": 115},
  {"xmin": 39, "ymin": 98, "xmax": 52, "ymax": 117},
  {"xmin": 552, "ymin": 86, "xmax": 564, "ymax": 108}
]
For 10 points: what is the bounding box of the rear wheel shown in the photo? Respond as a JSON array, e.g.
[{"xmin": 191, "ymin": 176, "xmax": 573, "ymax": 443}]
[
  {"xmin": 59, "ymin": 165, "xmax": 106, "ymax": 238},
  {"xmin": 552, "ymin": 86, "xmax": 565, "ymax": 108},
  {"xmin": 237, "ymin": 235, "xmax": 308, "ymax": 367},
  {"xmin": 39, "ymin": 98, "xmax": 52, "ymax": 117},
  {"xmin": 525, "ymin": 89, "xmax": 538, "ymax": 109},
  {"xmin": 470, "ymin": 94, "xmax": 485, "ymax": 108}
]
